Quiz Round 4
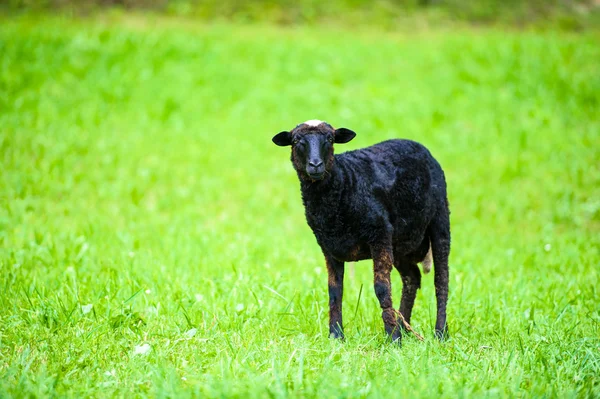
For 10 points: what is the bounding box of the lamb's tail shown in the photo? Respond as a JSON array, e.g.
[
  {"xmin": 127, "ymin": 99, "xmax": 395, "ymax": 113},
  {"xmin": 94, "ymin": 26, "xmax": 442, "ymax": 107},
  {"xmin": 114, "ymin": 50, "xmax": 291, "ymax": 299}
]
[{"xmin": 421, "ymin": 242, "xmax": 432, "ymax": 274}]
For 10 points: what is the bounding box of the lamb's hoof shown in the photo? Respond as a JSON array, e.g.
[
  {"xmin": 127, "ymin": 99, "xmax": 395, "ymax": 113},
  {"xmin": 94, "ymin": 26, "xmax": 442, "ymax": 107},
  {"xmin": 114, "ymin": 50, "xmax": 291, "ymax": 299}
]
[
  {"xmin": 329, "ymin": 330, "xmax": 345, "ymax": 340},
  {"xmin": 387, "ymin": 328, "xmax": 402, "ymax": 346},
  {"xmin": 435, "ymin": 327, "xmax": 449, "ymax": 341}
]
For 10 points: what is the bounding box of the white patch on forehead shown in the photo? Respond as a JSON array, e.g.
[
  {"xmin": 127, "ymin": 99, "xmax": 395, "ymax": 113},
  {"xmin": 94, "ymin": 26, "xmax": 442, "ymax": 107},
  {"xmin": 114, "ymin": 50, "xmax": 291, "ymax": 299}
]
[{"xmin": 303, "ymin": 119, "xmax": 324, "ymax": 127}]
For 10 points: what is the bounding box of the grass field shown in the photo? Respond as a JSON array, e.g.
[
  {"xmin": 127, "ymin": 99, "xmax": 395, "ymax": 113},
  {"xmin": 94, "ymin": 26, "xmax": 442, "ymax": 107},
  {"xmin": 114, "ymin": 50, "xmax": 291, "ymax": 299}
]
[{"xmin": 1, "ymin": 14, "xmax": 599, "ymax": 398}]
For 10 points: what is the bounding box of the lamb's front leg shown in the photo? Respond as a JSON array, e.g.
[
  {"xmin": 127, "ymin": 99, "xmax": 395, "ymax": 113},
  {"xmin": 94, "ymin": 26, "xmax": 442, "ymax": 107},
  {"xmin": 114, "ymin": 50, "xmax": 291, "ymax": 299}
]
[
  {"xmin": 371, "ymin": 243, "xmax": 400, "ymax": 342},
  {"xmin": 325, "ymin": 254, "xmax": 345, "ymax": 339}
]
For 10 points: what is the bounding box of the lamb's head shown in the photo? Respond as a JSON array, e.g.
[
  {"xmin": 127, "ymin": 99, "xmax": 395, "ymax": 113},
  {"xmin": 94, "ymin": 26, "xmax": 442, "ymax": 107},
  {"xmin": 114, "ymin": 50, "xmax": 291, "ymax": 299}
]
[{"xmin": 272, "ymin": 120, "xmax": 356, "ymax": 181}]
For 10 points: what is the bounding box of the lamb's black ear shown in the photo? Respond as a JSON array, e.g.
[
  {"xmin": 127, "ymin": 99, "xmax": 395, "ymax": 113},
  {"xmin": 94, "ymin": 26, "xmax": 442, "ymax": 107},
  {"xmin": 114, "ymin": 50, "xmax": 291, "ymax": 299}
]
[
  {"xmin": 272, "ymin": 131, "xmax": 292, "ymax": 146},
  {"xmin": 334, "ymin": 128, "xmax": 356, "ymax": 144}
]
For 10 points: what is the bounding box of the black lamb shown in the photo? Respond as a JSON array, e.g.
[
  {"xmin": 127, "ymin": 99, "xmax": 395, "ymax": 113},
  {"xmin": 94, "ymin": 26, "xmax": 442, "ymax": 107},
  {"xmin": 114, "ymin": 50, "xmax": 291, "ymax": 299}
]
[{"xmin": 272, "ymin": 120, "xmax": 450, "ymax": 343}]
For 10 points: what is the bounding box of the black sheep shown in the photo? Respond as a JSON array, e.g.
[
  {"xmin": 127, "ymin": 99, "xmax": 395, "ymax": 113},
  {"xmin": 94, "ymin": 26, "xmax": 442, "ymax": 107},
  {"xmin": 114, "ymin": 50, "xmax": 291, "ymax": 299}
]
[{"xmin": 272, "ymin": 120, "xmax": 450, "ymax": 343}]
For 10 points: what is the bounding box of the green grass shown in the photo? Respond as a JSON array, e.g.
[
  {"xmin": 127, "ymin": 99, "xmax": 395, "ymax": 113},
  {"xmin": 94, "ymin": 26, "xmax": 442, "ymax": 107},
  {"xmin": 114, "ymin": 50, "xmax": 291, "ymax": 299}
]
[
  {"xmin": 5, "ymin": 1, "xmax": 600, "ymax": 32},
  {"xmin": 1, "ymin": 14, "xmax": 599, "ymax": 398}
]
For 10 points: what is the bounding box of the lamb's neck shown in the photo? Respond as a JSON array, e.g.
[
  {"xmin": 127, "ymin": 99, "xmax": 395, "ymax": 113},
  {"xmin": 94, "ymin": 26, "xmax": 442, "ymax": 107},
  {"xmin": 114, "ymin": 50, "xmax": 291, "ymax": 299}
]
[{"xmin": 299, "ymin": 161, "xmax": 345, "ymax": 213}]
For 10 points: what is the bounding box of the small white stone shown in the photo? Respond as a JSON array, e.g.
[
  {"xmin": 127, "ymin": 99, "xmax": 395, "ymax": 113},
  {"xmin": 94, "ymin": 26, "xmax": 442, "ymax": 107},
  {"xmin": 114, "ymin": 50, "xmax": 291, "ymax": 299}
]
[
  {"xmin": 184, "ymin": 328, "xmax": 197, "ymax": 339},
  {"xmin": 544, "ymin": 244, "xmax": 551, "ymax": 252},
  {"xmin": 181, "ymin": 376, "xmax": 187, "ymax": 381},
  {"xmin": 303, "ymin": 119, "xmax": 324, "ymax": 127},
  {"xmin": 235, "ymin": 303, "xmax": 245, "ymax": 312},
  {"xmin": 195, "ymin": 294, "xmax": 204, "ymax": 302},
  {"xmin": 81, "ymin": 304, "xmax": 93, "ymax": 314},
  {"xmin": 128, "ymin": 251, "xmax": 135, "ymax": 258},
  {"xmin": 145, "ymin": 289, "xmax": 151, "ymax": 294},
  {"xmin": 133, "ymin": 343, "xmax": 151, "ymax": 355},
  {"xmin": 145, "ymin": 306, "xmax": 158, "ymax": 315}
]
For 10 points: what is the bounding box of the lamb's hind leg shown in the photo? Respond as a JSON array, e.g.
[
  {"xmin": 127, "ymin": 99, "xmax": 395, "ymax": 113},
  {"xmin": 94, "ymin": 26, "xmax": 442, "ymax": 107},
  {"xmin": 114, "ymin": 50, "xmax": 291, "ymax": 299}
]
[
  {"xmin": 393, "ymin": 257, "xmax": 421, "ymax": 328},
  {"xmin": 430, "ymin": 210, "xmax": 451, "ymax": 340}
]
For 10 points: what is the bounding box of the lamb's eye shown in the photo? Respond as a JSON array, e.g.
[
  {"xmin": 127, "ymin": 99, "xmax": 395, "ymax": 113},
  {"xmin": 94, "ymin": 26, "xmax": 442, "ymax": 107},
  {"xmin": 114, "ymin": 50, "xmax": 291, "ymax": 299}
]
[
  {"xmin": 293, "ymin": 138, "xmax": 299, "ymax": 145},
  {"xmin": 328, "ymin": 137, "xmax": 334, "ymax": 143}
]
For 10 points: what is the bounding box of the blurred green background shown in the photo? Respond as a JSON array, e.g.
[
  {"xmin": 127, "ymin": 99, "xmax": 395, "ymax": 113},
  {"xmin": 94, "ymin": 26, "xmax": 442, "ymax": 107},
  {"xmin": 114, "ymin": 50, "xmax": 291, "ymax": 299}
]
[
  {"xmin": 1, "ymin": 1, "xmax": 599, "ymax": 398},
  {"xmin": 4, "ymin": 0, "xmax": 600, "ymax": 30}
]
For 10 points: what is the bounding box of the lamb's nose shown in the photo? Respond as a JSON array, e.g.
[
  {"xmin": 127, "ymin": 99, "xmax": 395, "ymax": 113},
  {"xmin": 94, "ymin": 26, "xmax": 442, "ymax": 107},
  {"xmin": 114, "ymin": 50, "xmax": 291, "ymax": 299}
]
[{"xmin": 309, "ymin": 160, "xmax": 323, "ymax": 168}]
